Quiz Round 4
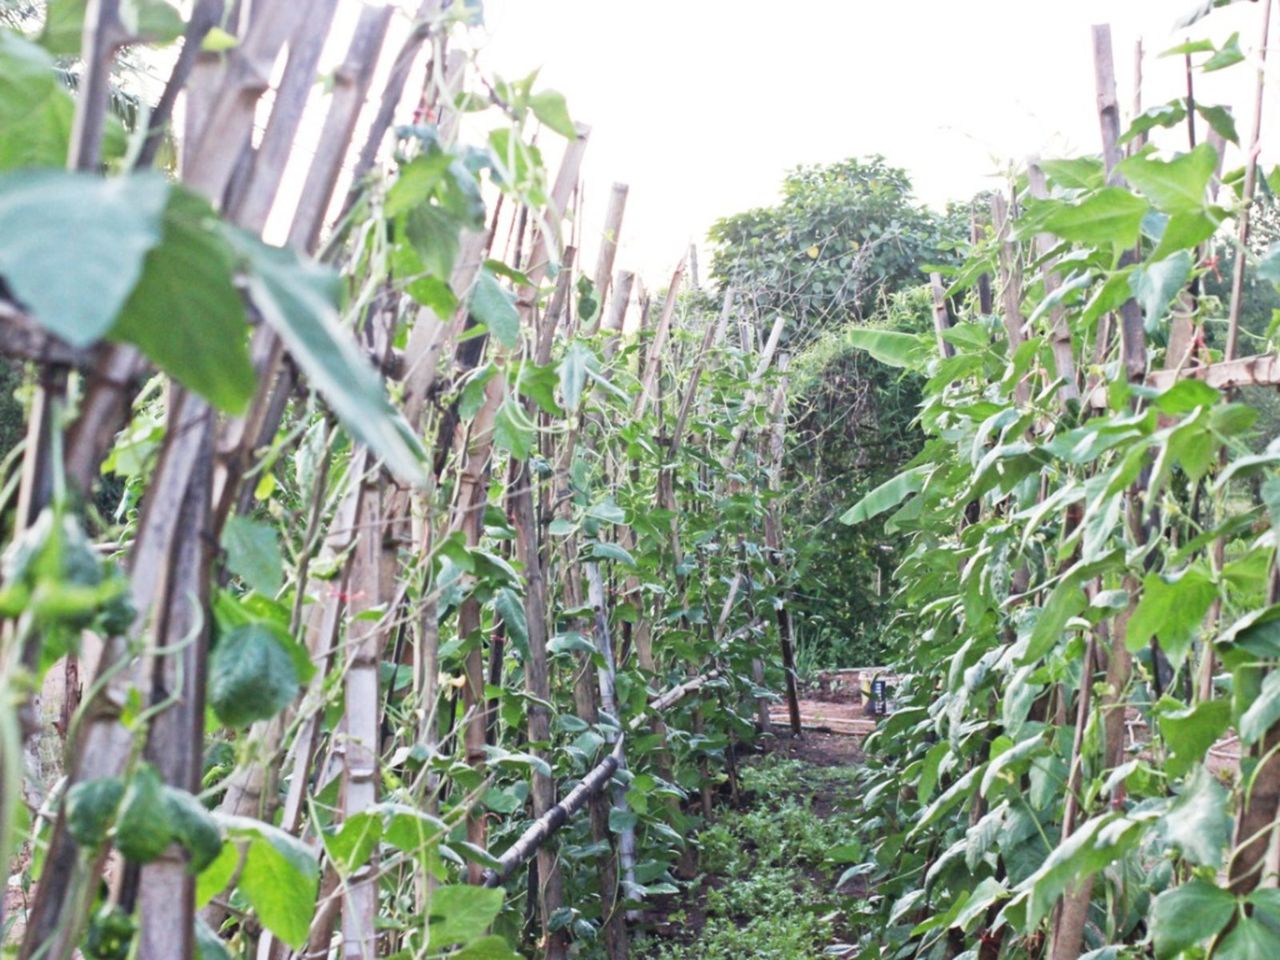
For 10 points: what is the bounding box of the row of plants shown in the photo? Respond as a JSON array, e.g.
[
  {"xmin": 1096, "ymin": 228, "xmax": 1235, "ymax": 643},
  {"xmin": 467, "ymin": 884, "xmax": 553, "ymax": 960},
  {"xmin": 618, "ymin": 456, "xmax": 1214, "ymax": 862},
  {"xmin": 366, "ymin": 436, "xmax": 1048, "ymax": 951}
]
[
  {"xmin": 836, "ymin": 4, "xmax": 1280, "ymax": 958},
  {"xmin": 0, "ymin": 2, "xmax": 802, "ymax": 959}
]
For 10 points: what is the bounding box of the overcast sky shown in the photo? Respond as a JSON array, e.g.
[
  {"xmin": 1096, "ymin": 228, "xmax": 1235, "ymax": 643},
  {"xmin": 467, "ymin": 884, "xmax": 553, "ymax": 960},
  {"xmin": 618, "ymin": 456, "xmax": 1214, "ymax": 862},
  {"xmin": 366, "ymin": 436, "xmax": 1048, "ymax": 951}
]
[{"xmin": 468, "ymin": 0, "xmax": 1270, "ymax": 280}]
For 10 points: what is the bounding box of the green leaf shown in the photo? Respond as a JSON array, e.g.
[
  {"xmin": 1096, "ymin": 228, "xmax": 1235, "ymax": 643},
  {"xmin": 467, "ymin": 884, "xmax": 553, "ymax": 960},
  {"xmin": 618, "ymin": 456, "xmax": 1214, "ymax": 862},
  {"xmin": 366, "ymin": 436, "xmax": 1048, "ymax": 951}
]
[
  {"xmin": 591, "ymin": 542, "xmax": 636, "ymax": 567},
  {"xmin": 1160, "ymin": 766, "xmax": 1231, "ymax": 867},
  {"xmin": 528, "ymin": 90, "xmax": 576, "ymax": 138},
  {"xmin": 1197, "ymin": 103, "xmax": 1239, "ymax": 144},
  {"xmin": 558, "ymin": 341, "xmax": 594, "ymax": 413},
  {"xmin": 1239, "ymin": 669, "xmax": 1280, "ymax": 746},
  {"xmin": 1153, "ymin": 209, "xmax": 1222, "ymax": 260},
  {"xmin": 470, "ymin": 270, "xmax": 521, "ymax": 349},
  {"xmin": 195, "ymin": 917, "xmax": 232, "ymax": 960},
  {"xmin": 843, "ymin": 327, "xmax": 930, "ymax": 369},
  {"xmin": 1125, "ymin": 566, "xmax": 1217, "ymax": 667},
  {"xmin": 1023, "ymin": 812, "xmax": 1149, "ymax": 924},
  {"xmin": 1131, "ymin": 252, "xmax": 1193, "ymax": 333},
  {"xmin": 1157, "ymin": 698, "xmax": 1232, "ymax": 777},
  {"xmin": 220, "ymin": 516, "xmax": 284, "ymax": 596},
  {"xmin": 1118, "ymin": 144, "xmax": 1217, "ymax": 215},
  {"xmin": 238, "ymin": 828, "xmax": 319, "ymax": 950},
  {"xmin": 228, "ymin": 231, "xmax": 428, "ymax": 486},
  {"xmin": 1151, "ymin": 877, "xmax": 1235, "ymax": 959},
  {"xmin": 65, "ymin": 777, "xmax": 124, "ymax": 848},
  {"xmin": 455, "ymin": 935, "xmax": 521, "ymax": 960},
  {"xmin": 493, "ymin": 397, "xmax": 534, "ymax": 460},
  {"xmin": 1204, "ymin": 32, "xmax": 1245, "ymax": 72},
  {"xmin": 195, "ymin": 839, "xmax": 241, "ymax": 908},
  {"xmin": 0, "ymin": 170, "xmax": 170, "ymax": 346},
  {"xmin": 840, "ymin": 465, "xmax": 929, "ymax": 525},
  {"xmin": 111, "ymin": 188, "xmax": 254, "ymax": 414},
  {"xmin": 1216, "ymin": 916, "xmax": 1280, "ymax": 960},
  {"xmin": 208, "ymin": 624, "xmax": 300, "ymax": 728},
  {"xmin": 165, "ymin": 788, "xmax": 223, "ymax": 873},
  {"xmin": 1041, "ymin": 187, "xmax": 1149, "ymax": 248},
  {"xmin": 115, "ymin": 764, "xmax": 174, "ymax": 863},
  {"xmin": 0, "ymin": 31, "xmax": 75, "ymax": 171},
  {"xmin": 39, "ymin": 0, "xmax": 87, "ymax": 54},
  {"xmin": 427, "ymin": 885, "xmax": 505, "ymax": 946}
]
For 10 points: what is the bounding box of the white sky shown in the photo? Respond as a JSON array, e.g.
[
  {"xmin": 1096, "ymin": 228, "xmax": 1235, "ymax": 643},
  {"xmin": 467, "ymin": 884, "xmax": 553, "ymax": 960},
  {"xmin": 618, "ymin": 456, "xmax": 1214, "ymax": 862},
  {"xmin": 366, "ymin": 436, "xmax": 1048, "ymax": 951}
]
[
  {"xmin": 286, "ymin": 0, "xmax": 1272, "ymax": 285},
  {"xmin": 470, "ymin": 0, "xmax": 1271, "ymax": 281}
]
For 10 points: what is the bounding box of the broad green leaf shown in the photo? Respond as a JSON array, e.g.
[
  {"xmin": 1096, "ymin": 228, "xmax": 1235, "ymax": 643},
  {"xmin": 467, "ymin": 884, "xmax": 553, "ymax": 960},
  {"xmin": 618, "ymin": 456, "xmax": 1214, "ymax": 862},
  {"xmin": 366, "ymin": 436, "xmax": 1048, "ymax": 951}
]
[
  {"xmin": 493, "ymin": 397, "xmax": 534, "ymax": 460},
  {"xmin": 1122, "ymin": 100, "xmax": 1188, "ymax": 145},
  {"xmin": 1040, "ymin": 187, "xmax": 1149, "ymax": 249},
  {"xmin": 165, "ymin": 787, "xmax": 223, "ymax": 873},
  {"xmin": 1216, "ymin": 916, "xmax": 1280, "ymax": 960},
  {"xmin": 1153, "ymin": 210, "xmax": 1222, "ymax": 260},
  {"xmin": 115, "ymin": 764, "xmax": 174, "ymax": 863},
  {"xmin": 65, "ymin": 777, "xmax": 124, "ymax": 848},
  {"xmin": 0, "ymin": 170, "xmax": 169, "ymax": 346},
  {"xmin": 220, "ymin": 515, "xmax": 284, "ymax": 596},
  {"xmin": 1125, "ymin": 566, "xmax": 1216, "ymax": 667},
  {"xmin": 591, "ymin": 542, "xmax": 636, "ymax": 567},
  {"xmin": 208, "ymin": 624, "xmax": 299, "ymax": 728},
  {"xmin": 39, "ymin": 0, "xmax": 88, "ymax": 54},
  {"xmin": 195, "ymin": 839, "xmax": 241, "ymax": 908},
  {"xmin": 0, "ymin": 32, "xmax": 75, "ymax": 171},
  {"xmin": 470, "ymin": 269, "xmax": 521, "ymax": 349},
  {"xmin": 528, "ymin": 90, "xmax": 576, "ymax": 138},
  {"xmin": 1157, "ymin": 697, "xmax": 1231, "ymax": 777},
  {"xmin": 840, "ymin": 465, "xmax": 929, "ymax": 525},
  {"xmin": 1159, "ymin": 766, "xmax": 1230, "ymax": 867},
  {"xmin": 238, "ymin": 829, "xmax": 319, "ymax": 949},
  {"xmin": 558, "ymin": 341, "xmax": 594, "ymax": 413},
  {"xmin": 228, "ymin": 231, "xmax": 428, "ymax": 486},
  {"xmin": 1197, "ymin": 103, "xmax": 1239, "ymax": 143},
  {"xmin": 1151, "ymin": 877, "xmax": 1235, "ymax": 959},
  {"xmin": 455, "ymin": 935, "xmax": 521, "ymax": 959},
  {"xmin": 427, "ymin": 885, "xmax": 505, "ymax": 946},
  {"xmin": 1239, "ymin": 669, "xmax": 1280, "ymax": 745},
  {"xmin": 1118, "ymin": 144, "xmax": 1217, "ymax": 215},
  {"xmin": 1023, "ymin": 812, "xmax": 1149, "ymax": 924},
  {"xmin": 112, "ymin": 188, "xmax": 254, "ymax": 413},
  {"xmin": 843, "ymin": 327, "xmax": 930, "ymax": 368},
  {"xmin": 195, "ymin": 917, "xmax": 232, "ymax": 960},
  {"xmin": 1203, "ymin": 32, "xmax": 1245, "ymax": 72},
  {"xmin": 1130, "ymin": 251, "xmax": 1193, "ymax": 333}
]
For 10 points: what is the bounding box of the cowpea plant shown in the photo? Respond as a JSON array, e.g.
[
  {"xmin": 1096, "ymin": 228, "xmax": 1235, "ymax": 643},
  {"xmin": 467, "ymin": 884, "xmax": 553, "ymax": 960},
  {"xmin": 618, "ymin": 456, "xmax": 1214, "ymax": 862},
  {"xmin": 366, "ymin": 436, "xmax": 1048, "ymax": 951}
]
[
  {"xmin": 0, "ymin": 2, "xmax": 800, "ymax": 959},
  {"xmin": 835, "ymin": 5, "xmax": 1280, "ymax": 959}
]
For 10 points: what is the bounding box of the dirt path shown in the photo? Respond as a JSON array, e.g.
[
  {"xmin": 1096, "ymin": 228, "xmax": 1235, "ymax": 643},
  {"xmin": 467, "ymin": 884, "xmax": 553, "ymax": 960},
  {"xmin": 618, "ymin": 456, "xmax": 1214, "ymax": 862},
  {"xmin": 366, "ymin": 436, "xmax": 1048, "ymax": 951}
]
[{"xmin": 636, "ymin": 706, "xmax": 873, "ymax": 959}]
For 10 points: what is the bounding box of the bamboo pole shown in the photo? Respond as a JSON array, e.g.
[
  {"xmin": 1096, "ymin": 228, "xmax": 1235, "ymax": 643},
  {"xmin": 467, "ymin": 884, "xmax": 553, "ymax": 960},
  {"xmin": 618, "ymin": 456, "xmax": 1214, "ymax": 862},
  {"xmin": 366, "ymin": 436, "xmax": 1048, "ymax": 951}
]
[
  {"xmin": 1225, "ymin": 0, "xmax": 1274, "ymax": 361},
  {"xmin": 583, "ymin": 183, "xmax": 629, "ymax": 334}
]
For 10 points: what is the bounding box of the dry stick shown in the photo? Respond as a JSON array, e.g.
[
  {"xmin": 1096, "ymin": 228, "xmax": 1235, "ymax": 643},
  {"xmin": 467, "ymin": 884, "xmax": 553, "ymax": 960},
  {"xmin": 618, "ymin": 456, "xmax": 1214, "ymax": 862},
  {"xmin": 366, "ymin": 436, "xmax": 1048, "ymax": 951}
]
[
  {"xmin": 450, "ymin": 133, "xmax": 590, "ymax": 884},
  {"xmin": 19, "ymin": 3, "xmax": 302, "ymax": 952},
  {"xmin": 132, "ymin": 419, "xmax": 215, "ymax": 960},
  {"xmin": 1051, "ymin": 27, "xmax": 1147, "ymax": 960},
  {"xmin": 1027, "ymin": 163, "xmax": 1081, "ymax": 403},
  {"xmin": 990, "ymin": 192, "xmax": 1031, "ymax": 406},
  {"xmin": 585, "ymin": 561, "xmax": 640, "ymax": 933},
  {"xmin": 339, "ymin": 457, "xmax": 393, "ymax": 960},
  {"xmin": 480, "ymin": 666, "xmax": 723, "ymax": 887},
  {"xmin": 763, "ymin": 354, "xmax": 802, "ymax": 736},
  {"xmin": 928, "ymin": 273, "xmax": 955, "ymax": 359},
  {"xmin": 509, "ymin": 458, "xmax": 571, "ymax": 960},
  {"xmin": 1226, "ymin": 0, "xmax": 1274, "ymax": 362},
  {"xmin": 583, "ymin": 183, "xmax": 630, "ymax": 334},
  {"xmin": 10, "ymin": 0, "xmax": 125, "ymax": 736},
  {"xmin": 344, "ymin": 0, "xmax": 444, "ymax": 211},
  {"xmin": 1224, "ymin": 3, "xmax": 1280, "ymax": 903},
  {"xmin": 209, "ymin": 0, "xmax": 353, "ymax": 528},
  {"xmin": 212, "ymin": 6, "xmax": 403, "ymax": 850},
  {"xmin": 632, "ymin": 260, "xmax": 688, "ymax": 418}
]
